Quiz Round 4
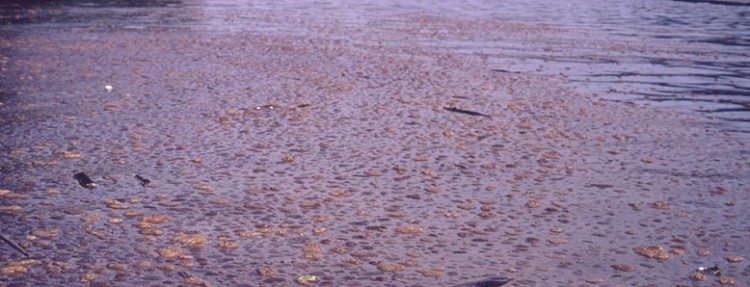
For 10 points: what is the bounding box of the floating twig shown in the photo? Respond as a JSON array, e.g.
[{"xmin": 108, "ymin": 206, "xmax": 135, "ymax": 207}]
[
  {"xmin": 443, "ymin": 106, "xmax": 491, "ymax": 118},
  {"xmin": 135, "ymin": 174, "xmax": 151, "ymax": 187},
  {"xmin": 490, "ymin": 68, "xmax": 520, "ymax": 73},
  {"xmin": 0, "ymin": 233, "xmax": 30, "ymax": 258}
]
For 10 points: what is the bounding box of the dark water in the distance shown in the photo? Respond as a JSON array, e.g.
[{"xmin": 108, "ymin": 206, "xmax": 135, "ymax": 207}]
[{"xmin": 2, "ymin": 0, "xmax": 749, "ymax": 124}]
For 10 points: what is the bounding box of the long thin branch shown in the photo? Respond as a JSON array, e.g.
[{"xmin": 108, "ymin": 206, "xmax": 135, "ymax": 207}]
[
  {"xmin": 0, "ymin": 233, "xmax": 30, "ymax": 258},
  {"xmin": 443, "ymin": 106, "xmax": 491, "ymax": 118}
]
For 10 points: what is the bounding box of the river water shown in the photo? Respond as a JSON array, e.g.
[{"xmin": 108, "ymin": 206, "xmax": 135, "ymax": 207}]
[
  {"xmin": 4, "ymin": 0, "xmax": 748, "ymax": 123},
  {"xmin": 1, "ymin": 1, "xmax": 749, "ymax": 286}
]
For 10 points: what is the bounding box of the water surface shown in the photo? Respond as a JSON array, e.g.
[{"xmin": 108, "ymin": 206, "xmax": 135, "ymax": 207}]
[{"xmin": 1, "ymin": 1, "xmax": 749, "ymax": 286}]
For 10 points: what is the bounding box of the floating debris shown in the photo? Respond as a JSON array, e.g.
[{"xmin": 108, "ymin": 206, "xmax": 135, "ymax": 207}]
[
  {"xmin": 134, "ymin": 174, "xmax": 151, "ymax": 187},
  {"xmin": 0, "ymin": 233, "xmax": 30, "ymax": 258},
  {"xmin": 453, "ymin": 276, "xmax": 513, "ymax": 287},
  {"xmin": 443, "ymin": 106, "xmax": 491, "ymax": 118},
  {"xmin": 490, "ymin": 68, "xmax": 519, "ymax": 73},
  {"xmin": 74, "ymin": 172, "xmax": 96, "ymax": 189}
]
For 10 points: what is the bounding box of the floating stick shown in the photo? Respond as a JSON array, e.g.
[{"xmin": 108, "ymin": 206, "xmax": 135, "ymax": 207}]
[
  {"xmin": 0, "ymin": 233, "xmax": 30, "ymax": 258},
  {"xmin": 443, "ymin": 106, "xmax": 491, "ymax": 118},
  {"xmin": 135, "ymin": 174, "xmax": 151, "ymax": 187}
]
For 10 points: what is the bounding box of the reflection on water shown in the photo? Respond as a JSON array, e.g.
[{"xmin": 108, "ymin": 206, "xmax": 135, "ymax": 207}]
[
  {"xmin": 1, "ymin": 1, "xmax": 749, "ymax": 286},
  {"xmin": 0, "ymin": 0, "xmax": 187, "ymax": 28},
  {"xmin": 3, "ymin": 0, "xmax": 746, "ymax": 124},
  {"xmin": 427, "ymin": 0, "xmax": 750, "ymax": 125}
]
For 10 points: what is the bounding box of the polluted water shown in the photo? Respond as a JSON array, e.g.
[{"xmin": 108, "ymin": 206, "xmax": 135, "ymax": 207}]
[{"xmin": 1, "ymin": 0, "xmax": 749, "ymax": 286}]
